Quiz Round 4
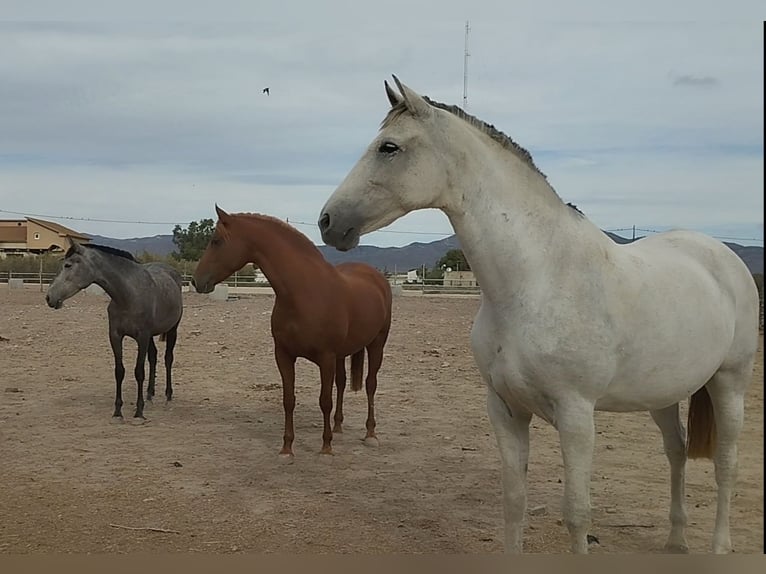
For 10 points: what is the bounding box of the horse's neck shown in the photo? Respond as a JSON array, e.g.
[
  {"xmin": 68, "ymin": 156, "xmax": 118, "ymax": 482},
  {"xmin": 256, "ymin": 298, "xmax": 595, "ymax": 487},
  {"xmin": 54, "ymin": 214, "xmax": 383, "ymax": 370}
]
[
  {"xmin": 90, "ymin": 254, "xmax": 139, "ymax": 306},
  {"xmin": 242, "ymin": 218, "xmax": 326, "ymax": 301},
  {"xmin": 444, "ymin": 153, "xmax": 612, "ymax": 305}
]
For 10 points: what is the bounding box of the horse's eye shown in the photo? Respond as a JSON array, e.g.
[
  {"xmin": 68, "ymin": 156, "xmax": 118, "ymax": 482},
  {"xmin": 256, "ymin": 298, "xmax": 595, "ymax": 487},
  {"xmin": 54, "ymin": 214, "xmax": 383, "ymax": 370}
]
[
  {"xmin": 64, "ymin": 262, "xmax": 72, "ymax": 269},
  {"xmin": 378, "ymin": 141, "xmax": 400, "ymax": 154},
  {"xmin": 210, "ymin": 238, "xmax": 221, "ymax": 247}
]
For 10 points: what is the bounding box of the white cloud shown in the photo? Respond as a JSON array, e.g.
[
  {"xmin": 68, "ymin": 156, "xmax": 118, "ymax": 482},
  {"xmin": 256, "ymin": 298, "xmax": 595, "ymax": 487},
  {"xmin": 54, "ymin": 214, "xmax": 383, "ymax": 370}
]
[{"xmin": 0, "ymin": 2, "xmax": 763, "ymax": 248}]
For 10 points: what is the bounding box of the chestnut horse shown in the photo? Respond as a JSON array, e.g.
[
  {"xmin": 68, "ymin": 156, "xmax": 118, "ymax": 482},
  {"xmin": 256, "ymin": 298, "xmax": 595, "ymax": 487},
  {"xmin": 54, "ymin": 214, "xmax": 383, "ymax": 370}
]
[{"xmin": 193, "ymin": 206, "xmax": 392, "ymax": 456}]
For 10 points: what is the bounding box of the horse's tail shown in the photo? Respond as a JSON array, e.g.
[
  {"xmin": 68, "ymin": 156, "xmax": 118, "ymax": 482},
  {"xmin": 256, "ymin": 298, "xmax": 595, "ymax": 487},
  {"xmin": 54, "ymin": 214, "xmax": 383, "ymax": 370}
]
[
  {"xmin": 686, "ymin": 386, "xmax": 717, "ymax": 459},
  {"xmin": 159, "ymin": 333, "xmax": 167, "ymax": 342},
  {"xmin": 350, "ymin": 350, "xmax": 365, "ymax": 392}
]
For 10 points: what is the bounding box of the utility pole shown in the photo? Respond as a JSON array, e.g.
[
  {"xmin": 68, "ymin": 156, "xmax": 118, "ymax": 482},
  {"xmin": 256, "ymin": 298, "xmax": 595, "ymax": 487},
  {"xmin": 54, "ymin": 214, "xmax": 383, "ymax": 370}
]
[
  {"xmin": 463, "ymin": 21, "xmax": 470, "ymax": 111},
  {"xmin": 632, "ymin": 225, "xmax": 636, "ymax": 242}
]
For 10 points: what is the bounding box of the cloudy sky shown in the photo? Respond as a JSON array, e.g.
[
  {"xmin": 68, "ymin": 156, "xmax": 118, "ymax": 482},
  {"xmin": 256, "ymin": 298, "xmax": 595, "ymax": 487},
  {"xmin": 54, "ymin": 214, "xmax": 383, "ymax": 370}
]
[{"xmin": 1, "ymin": 1, "xmax": 763, "ymax": 247}]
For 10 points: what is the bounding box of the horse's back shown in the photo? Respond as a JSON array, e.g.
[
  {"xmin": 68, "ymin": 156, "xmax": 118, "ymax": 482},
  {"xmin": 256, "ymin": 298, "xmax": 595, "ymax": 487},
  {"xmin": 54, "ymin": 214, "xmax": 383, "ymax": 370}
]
[
  {"xmin": 336, "ymin": 262, "xmax": 392, "ymax": 303},
  {"xmin": 142, "ymin": 262, "xmax": 184, "ymax": 319},
  {"xmin": 626, "ymin": 230, "xmax": 757, "ymax": 314},
  {"xmin": 622, "ymin": 229, "xmax": 759, "ymax": 361}
]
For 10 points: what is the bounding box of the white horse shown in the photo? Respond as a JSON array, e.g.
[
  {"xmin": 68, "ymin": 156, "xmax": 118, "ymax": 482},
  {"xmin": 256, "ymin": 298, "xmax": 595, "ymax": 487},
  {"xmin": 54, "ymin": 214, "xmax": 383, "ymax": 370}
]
[{"xmin": 317, "ymin": 76, "xmax": 759, "ymax": 554}]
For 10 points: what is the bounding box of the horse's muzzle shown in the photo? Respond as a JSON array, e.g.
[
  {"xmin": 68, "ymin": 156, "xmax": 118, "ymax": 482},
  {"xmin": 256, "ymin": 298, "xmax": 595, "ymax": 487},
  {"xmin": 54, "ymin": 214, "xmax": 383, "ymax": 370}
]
[
  {"xmin": 191, "ymin": 275, "xmax": 214, "ymax": 294},
  {"xmin": 45, "ymin": 294, "xmax": 63, "ymax": 309},
  {"xmin": 318, "ymin": 211, "xmax": 360, "ymax": 252}
]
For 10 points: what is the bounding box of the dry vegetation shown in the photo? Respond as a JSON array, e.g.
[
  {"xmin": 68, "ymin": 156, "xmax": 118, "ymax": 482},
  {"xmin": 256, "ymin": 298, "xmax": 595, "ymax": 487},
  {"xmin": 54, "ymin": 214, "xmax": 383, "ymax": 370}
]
[{"xmin": 0, "ymin": 287, "xmax": 762, "ymax": 553}]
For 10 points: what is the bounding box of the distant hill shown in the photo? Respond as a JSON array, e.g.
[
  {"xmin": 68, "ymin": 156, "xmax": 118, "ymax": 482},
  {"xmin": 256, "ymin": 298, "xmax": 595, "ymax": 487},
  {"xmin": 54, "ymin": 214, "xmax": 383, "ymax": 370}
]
[
  {"xmin": 88, "ymin": 230, "xmax": 763, "ymax": 275},
  {"xmin": 87, "ymin": 234, "xmax": 176, "ymax": 257}
]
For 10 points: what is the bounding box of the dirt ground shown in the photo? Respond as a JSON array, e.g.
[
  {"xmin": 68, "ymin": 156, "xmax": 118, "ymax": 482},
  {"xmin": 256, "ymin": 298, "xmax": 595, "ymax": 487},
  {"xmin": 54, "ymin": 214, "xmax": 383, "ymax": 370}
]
[{"xmin": 0, "ymin": 287, "xmax": 762, "ymax": 554}]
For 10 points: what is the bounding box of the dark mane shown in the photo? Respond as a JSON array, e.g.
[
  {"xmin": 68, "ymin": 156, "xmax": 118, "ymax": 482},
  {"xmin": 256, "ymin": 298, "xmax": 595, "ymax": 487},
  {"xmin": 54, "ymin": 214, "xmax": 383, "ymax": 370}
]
[
  {"xmin": 67, "ymin": 243, "xmax": 137, "ymax": 261},
  {"xmin": 382, "ymin": 95, "xmax": 585, "ymax": 217}
]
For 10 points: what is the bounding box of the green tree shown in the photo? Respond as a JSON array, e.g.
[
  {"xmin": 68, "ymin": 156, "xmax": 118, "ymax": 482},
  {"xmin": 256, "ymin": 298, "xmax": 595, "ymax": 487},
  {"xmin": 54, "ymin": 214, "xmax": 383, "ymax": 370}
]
[
  {"xmin": 171, "ymin": 219, "xmax": 215, "ymax": 261},
  {"xmin": 436, "ymin": 248, "xmax": 470, "ymax": 272}
]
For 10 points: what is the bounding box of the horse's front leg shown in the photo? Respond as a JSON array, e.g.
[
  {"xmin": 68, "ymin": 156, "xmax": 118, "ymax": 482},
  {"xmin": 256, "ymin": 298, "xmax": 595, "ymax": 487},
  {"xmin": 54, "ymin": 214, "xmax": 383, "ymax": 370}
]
[
  {"xmin": 133, "ymin": 335, "xmax": 150, "ymax": 418},
  {"xmin": 109, "ymin": 330, "xmax": 125, "ymax": 418},
  {"xmin": 556, "ymin": 398, "xmax": 596, "ymax": 554},
  {"xmin": 163, "ymin": 323, "xmax": 179, "ymax": 402},
  {"xmin": 275, "ymin": 343, "xmax": 297, "ymax": 457},
  {"xmin": 486, "ymin": 387, "xmax": 532, "ymax": 553}
]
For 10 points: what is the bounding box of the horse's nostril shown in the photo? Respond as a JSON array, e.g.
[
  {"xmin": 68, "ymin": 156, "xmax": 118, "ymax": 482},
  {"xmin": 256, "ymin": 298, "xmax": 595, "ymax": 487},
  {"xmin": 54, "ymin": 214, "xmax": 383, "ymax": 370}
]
[{"xmin": 319, "ymin": 212, "xmax": 331, "ymax": 232}]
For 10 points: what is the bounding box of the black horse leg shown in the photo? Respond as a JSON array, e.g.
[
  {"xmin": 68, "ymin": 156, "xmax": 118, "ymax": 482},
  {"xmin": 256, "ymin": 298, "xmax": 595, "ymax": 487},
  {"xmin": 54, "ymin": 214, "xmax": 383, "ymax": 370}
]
[
  {"xmin": 164, "ymin": 324, "xmax": 179, "ymax": 402},
  {"xmin": 133, "ymin": 336, "xmax": 150, "ymax": 418},
  {"xmin": 147, "ymin": 338, "xmax": 158, "ymax": 401},
  {"xmin": 109, "ymin": 330, "xmax": 125, "ymax": 418}
]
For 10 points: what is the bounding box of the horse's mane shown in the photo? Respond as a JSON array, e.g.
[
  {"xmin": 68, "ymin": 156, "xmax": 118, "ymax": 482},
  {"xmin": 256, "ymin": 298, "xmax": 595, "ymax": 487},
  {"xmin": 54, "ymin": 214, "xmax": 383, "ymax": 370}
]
[
  {"xmin": 382, "ymin": 96, "xmax": 588, "ymax": 216},
  {"xmin": 67, "ymin": 243, "xmax": 137, "ymax": 261},
  {"xmin": 226, "ymin": 213, "xmax": 322, "ymax": 255}
]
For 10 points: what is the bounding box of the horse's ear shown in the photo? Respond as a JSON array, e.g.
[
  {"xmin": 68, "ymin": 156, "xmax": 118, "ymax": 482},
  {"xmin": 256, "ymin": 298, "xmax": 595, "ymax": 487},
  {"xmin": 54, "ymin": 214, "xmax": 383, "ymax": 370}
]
[
  {"xmin": 66, "ymin": 236, "xmax": 83, "ymax": 253},
  {"xmin": 392, "ymin": 75, "xmax": 432, "ymax": 119},
  {"xmin": 215, "ymin": 204, "xmax": 230, "ymax": 225},
  {"xmin": 384, "ymin": 79, "xmax": 401, "ymax": 107}
]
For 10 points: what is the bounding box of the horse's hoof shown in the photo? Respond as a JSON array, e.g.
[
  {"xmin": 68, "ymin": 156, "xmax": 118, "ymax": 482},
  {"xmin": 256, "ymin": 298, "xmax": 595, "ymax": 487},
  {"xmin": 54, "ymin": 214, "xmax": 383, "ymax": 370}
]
[
  {"xmin": 110, "ymin": 416, "xmax": 124, "ymax": 424},
  {"xmin": 278, "ymin": 452, "xmax": 295, "ymax": 464},
  {"xmin": 131, "ymin": 416, "xmax": 147, "ymax": 425},
  {"xmin": 664, "ymin": 543, "xmax": 689, "ymax": 554},
  {"xmin": 363, "ymin": 436, "xmax": 379, "ymax": 448},
  {"xmin": 319, "ymin": 447, "xmax": 334, "ymax": 456}
]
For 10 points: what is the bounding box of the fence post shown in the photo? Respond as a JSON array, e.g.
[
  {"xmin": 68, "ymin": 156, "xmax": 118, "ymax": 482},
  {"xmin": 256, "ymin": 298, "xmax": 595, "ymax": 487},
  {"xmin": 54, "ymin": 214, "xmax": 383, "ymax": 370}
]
[{"xmin": 39, "ymin": 258, "xmax": 43, "ymax": 292}]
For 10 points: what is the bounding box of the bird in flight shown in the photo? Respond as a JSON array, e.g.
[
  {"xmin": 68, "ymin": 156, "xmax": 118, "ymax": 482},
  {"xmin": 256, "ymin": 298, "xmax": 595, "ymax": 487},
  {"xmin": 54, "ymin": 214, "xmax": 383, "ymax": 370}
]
[{"xmin": 262, "ymin": 87, "xmax": 270, "ymax": 95}]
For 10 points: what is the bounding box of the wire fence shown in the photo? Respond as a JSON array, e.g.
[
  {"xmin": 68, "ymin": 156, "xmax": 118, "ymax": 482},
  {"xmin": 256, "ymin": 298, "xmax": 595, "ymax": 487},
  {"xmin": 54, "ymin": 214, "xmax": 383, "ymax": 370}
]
[
  {"xmin": 0, "ymin": 271, "xmax": 482, "ymax": 296},
  {"xmin": 3, "ymin": 270, "xmax": 760, "ymax": 329}
]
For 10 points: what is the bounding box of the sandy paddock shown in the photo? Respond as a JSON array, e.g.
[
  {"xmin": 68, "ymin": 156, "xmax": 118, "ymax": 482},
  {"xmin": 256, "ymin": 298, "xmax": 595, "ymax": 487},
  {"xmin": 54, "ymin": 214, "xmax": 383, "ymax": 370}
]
[{"xmin": 0, "ymin": 287, "xmax": 762, "ymax": 553}]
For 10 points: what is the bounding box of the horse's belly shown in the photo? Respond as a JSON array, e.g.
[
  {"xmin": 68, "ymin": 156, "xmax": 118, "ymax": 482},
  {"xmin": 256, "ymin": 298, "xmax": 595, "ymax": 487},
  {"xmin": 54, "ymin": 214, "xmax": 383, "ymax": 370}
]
[{"xmin": 595, "ymin": 345, "xmax": 727, "ymax": 411}]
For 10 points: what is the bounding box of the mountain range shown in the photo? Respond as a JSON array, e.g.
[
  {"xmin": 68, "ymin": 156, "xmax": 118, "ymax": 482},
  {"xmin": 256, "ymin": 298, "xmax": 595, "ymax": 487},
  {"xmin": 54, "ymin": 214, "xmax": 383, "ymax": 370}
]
[{"xmin": 87, "ymin": 230, "xmax": 764, "ymax": 275}]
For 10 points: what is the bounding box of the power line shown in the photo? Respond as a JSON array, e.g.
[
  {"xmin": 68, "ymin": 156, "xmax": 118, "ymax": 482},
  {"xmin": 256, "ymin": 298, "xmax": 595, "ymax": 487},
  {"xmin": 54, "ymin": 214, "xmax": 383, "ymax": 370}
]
[
  {"xmin": 288, "ymin": 219, "xmax": 450, "ymax": 236},
  {"xmin": 0, "ymin": 209, "xmax": 454, "ymax": 236},
  {"xmin": 634, "ymin": 227, "xmax": 763, "ymax": 243},
  {"xmin": 0, "ymin": 208, "xmax": 761, "ymax": 243},
  {"xmin": 0, "ymin": 208, "xmax": 183, "ymax": 226}
]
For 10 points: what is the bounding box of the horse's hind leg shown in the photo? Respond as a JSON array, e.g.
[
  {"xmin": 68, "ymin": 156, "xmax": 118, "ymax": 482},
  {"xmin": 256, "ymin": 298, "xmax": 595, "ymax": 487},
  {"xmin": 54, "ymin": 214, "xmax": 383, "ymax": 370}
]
[
  {"xmin": 704, "ymin": 368, "xmax": 750, "ymax": 554},
  {"xmin": 650, "ymin": 403, "xmax": 689, "ymax": 553},
  {"xmin": 163, "ymin": 324, "xmax": 179, "ymax": 402},
  {"xmin": 363, "ymin": 332, "xmax": 387, "ymax": 446},
  {"xmin": 333, "ymin": 356, "xmax": 346, "ymax": 433},
  {"xmin": 147, "ymin": 338, "xmax": 158, "ymax": 401},
  {"xmin": 318, "ymin": 353, "xmax": 337, "ymax": 455}
]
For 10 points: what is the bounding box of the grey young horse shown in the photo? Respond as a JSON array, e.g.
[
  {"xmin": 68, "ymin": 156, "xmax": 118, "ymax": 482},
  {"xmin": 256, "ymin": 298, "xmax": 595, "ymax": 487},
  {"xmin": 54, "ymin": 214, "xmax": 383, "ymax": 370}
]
[{"xmin": 46, "ymin": 239, "xmax": 184, "ymax": 419}]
